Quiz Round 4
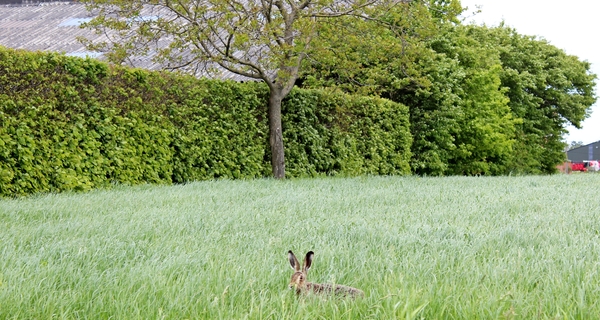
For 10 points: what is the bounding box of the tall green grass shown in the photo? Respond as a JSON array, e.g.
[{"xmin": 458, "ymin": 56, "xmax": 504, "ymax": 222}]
[{"xmin": 1, "ymin": 175, "xmax": 600, "ymax": 319}]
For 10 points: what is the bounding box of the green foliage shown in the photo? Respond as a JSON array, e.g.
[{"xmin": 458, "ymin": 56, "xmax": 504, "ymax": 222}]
[
  {"xmin": 282, "ymin": 90, "xmax": 412, "ymax": 176},
  {"xmin": 302, "ymin": 1, "xmax": 443, "ymax": 96},
  {"xmin": 166, "ymin": 79, "xmax": 269, "ymax": 181},
  {"xmin": 462, "ymin": 25, "xmax": 597, "ymax": 174},
  {"xmin": 416, "ymin": 25, "xmax": 595, "ymax": 175},
  {"xmin": 365, "ymin": 24, "xmax": 519, "ymax": 176},
  {"xmin": 449, "ymin": 65, "xmax": 515, "ymax": 175},
  {"xmin": 0, "ymin": 46, "xmax": 411, "ymax": 196},
  {"xmin": 398, "ymin": 51, "xmax": 461, "ymax": 175},
  {"xmin": 418, "ymin": 28, "xmax": 519, "ymax": 175},
  {"xmin": 80, "ymin": 0, "xmax": 417, "ymax": 178},
  {"xmin": 304, "ymin": 15, "xmax": 597, "ymax": 176},
  {"xmin": 303, "ymin": 1, "xmax": 519, "ymax": 176}
]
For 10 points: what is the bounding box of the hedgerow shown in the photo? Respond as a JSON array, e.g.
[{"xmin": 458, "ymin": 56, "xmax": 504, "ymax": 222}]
[{"xmin": 0, "ymin": 46, "xmax": 411, "ymax": 196}]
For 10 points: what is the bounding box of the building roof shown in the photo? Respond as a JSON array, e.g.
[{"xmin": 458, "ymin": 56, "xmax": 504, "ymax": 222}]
[{"xmin": 0, "ymin": 1, "xmax": 253, "ymax": 81}]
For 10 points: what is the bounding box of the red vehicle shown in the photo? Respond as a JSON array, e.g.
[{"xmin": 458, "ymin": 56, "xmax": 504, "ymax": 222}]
[{"xmin": 571, "ymin": 163, "xmax": 587, "ymax": 172}]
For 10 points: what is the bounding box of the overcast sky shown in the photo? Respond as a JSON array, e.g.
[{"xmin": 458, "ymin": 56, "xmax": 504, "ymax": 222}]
[{"xmin": 459, "ymin": 0, "xmax": 600, "ymax": 145}]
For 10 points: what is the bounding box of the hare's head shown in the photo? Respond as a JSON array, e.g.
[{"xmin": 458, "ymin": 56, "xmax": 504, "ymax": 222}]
[{"xmin": 288, "ymin": 250, "xmax": 313, "ymax": 292}]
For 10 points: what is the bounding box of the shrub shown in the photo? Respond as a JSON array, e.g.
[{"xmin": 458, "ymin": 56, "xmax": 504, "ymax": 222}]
[{"xmin": 0, "ymin": 46, "xmax": 411, "ymax": 196}]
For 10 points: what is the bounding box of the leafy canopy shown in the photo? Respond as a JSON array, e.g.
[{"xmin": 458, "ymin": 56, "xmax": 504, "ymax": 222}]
[{"xmin": 81, "ymin": 0, "xmax": 405, "ymax": 90}]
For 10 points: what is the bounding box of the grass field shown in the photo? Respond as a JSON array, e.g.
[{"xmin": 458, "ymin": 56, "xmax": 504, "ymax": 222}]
[{"xmin": 1, "ymin": 174, "xmax": 600, "ymax": 319}]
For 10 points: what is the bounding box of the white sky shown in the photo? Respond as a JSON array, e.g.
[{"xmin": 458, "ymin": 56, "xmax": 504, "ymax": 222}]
[{"xmin": 459, "ymin": 0, "xmax": 600, "ymax": 144}]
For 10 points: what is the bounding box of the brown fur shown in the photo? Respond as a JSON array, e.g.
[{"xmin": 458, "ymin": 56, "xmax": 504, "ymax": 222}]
[{"xmin": 288, "ymin": 250, "xmax": 364, "ymax": 298}]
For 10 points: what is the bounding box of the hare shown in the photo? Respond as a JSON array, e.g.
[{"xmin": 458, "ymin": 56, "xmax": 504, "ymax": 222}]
[{"xmin": 288, "ymin": 250, "xmax": 364, "ymax": 298}]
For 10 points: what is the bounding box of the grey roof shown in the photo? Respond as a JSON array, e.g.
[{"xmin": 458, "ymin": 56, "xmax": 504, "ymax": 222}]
[{"xmin": 0, "ymin": 1, "xmax": 254, "ymax": 81}]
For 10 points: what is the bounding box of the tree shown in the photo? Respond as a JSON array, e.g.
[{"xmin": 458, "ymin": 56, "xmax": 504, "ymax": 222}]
[
  {"xmin": 398, "ymin": 25, "xmax": 517, "ymax": 175},
  {"xmin": 303, "ymin": 20, "xmax": 596, "ymax": 175},
  {"xmin": 303, "ymin": 9, "xmax": 519, "ymax": 176},
  {"xmin": 80, "ymin": 0, "xmax": 403, "ymax": 179},
  {"xmin": 567, "ymin": 141, "xmax": 584, "ymax": 150},
  {"xmin": 299, "ymin": 0, "xmax": 462, "ymax": 97},
  {"xmin": 464, "ymin": 25, "xmax": 597, "ymax": 173}
]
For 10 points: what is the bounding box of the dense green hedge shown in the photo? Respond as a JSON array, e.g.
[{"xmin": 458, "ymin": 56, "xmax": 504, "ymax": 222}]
[
  {"xmin": 282, "ymin": 92, "xmax": 411, "ymax": 176},
  {"xmin": 0, "ymin": 47, "xmax": 411, "ymax": 196}
]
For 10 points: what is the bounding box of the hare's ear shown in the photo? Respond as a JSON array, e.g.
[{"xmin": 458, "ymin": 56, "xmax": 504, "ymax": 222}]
[
  {"xmin": 303, "ymin": 251, "xmax": 314, "ymax": 272},
  {"xmin": 288, "ymin": 251, "xmax": 301, "ymax": 271}
]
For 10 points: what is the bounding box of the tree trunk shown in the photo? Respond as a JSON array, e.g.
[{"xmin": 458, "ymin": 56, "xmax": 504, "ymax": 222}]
[{"xmin": 268, "ymin": 88, "xmax": 286, "ymax": 179}]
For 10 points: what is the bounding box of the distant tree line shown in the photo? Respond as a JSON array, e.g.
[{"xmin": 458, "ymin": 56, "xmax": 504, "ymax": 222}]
[
  {"xmin": 567, "ymin": 141, "xmax": 585, "ymax": 151},
  {"xmin": 300, "ymin": 2, "xmax": 597, "ymax": 175}
]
